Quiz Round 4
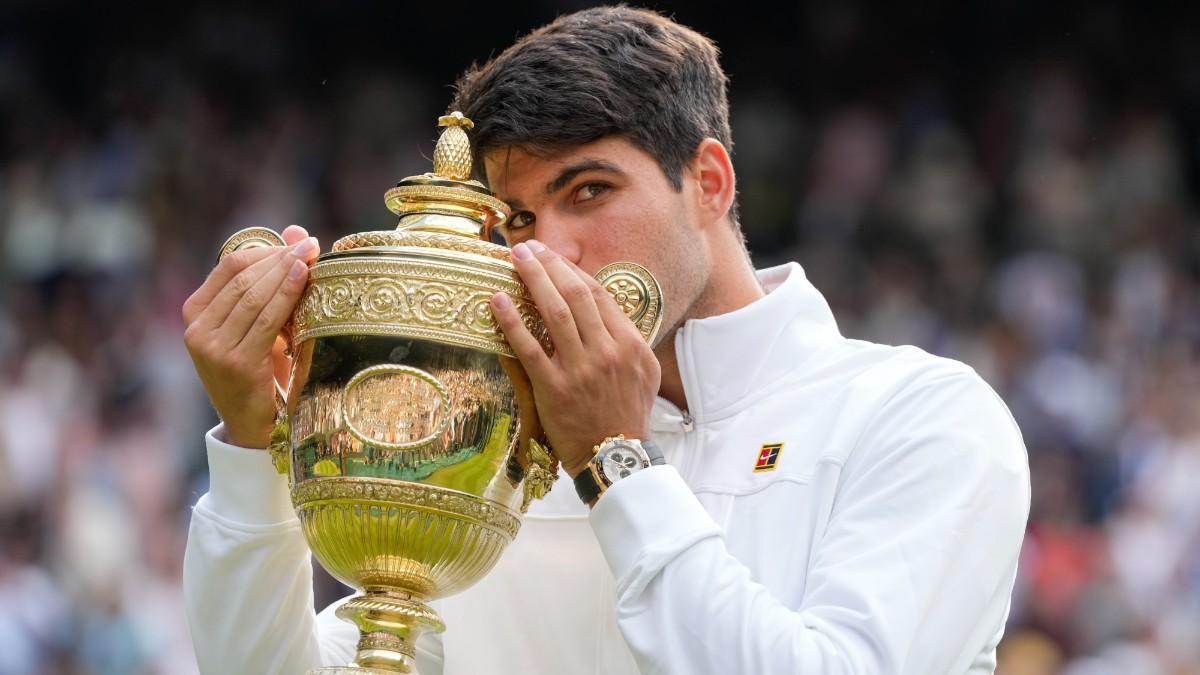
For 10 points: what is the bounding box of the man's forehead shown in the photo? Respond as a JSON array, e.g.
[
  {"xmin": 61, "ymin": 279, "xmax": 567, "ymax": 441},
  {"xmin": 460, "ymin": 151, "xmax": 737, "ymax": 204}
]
[
  {"xmin": 483, "ymin": 140, "xmax": 629, "ymax": 199},
  {"xmin": 481, "ymin": 145, "xmax": 550, "ymax": 186},
  {"xmin": 483, "ymin": 144, "xmax": 587, "ymax": 181}
]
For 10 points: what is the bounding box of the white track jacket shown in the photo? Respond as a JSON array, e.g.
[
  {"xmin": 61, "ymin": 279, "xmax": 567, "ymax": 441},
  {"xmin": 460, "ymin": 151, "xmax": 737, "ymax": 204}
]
[{"xmin": 184, "ymin": 262, "xmax": 1031, "ymax": 674}]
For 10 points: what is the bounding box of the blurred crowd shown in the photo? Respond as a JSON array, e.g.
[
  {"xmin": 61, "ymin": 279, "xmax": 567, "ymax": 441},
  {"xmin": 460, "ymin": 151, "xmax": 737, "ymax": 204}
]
[{"xmin": 1, "ymin": 4, "xmax": 1198, "ymax": 674}]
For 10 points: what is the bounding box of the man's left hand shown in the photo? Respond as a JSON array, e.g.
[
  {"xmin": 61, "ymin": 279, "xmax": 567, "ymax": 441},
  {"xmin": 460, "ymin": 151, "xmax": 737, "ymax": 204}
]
[{"xmin": 489, "ymin": 239, "xmax": 661, "ymax": 479}]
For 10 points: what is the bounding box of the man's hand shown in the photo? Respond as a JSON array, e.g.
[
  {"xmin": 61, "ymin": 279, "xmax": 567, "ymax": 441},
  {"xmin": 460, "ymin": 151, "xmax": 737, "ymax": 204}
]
[
  {"xmin": 182, "ymin": 225, "xmax": 320, "ymax": 449},
  {"xmin": 489, "ymin": 239, "xmax": 661, "ymax": 478}
]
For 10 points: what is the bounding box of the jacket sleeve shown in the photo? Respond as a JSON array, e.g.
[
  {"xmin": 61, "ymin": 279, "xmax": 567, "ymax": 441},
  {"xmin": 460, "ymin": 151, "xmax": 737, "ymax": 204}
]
[
  {"xmin": 589, "ymin": 371, "xmax": 1031, "ymax": 675},
  {"xmin": 183, "ymin": 425, "xmax": 446, "ymax": 675}
]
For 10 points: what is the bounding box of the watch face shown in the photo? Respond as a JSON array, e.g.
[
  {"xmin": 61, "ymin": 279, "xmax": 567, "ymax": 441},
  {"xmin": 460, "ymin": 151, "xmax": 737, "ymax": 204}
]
[{"xmin": 600, "ymin": 441, "xmax": 648, "ymax": 482}]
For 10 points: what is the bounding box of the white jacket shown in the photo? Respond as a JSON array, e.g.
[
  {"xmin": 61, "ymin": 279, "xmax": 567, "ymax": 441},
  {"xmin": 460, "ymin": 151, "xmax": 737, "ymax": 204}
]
[{"xmin": 184, "ymin": 262, "xmax": 1030, "ymax": 674}]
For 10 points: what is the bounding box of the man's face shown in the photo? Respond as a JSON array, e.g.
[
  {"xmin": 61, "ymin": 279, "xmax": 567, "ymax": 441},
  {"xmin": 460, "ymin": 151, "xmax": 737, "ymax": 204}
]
[{"xmin": 483, "ymin": 136, "xmax": 708, "ymax": 340}]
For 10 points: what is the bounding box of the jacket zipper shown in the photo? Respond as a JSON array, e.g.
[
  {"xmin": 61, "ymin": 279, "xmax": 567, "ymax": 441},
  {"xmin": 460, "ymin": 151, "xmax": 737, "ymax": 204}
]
[{"xmin": 673, "ymin": 324, "xmax": 700, "ymax": 482}]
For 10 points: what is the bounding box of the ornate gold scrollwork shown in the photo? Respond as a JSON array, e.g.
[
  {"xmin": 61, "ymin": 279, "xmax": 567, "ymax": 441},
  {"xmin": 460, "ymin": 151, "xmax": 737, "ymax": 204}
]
[{"xmin": 521, "ymin": 437, "xmax": 560, "ymax": 513}]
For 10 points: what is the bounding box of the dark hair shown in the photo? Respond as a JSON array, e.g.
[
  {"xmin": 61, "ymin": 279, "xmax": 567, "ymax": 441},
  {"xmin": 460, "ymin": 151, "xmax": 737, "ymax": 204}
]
[{"xmin": 450, "ymin": 6, "xmax": 736, "ymax": 222}]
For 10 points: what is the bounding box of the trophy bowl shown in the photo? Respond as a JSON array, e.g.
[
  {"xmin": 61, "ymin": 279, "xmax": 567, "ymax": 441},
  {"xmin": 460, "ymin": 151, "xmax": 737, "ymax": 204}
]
[{"xmin": 217, "ymin": 114, "xmax": 661, "ymax": 674}]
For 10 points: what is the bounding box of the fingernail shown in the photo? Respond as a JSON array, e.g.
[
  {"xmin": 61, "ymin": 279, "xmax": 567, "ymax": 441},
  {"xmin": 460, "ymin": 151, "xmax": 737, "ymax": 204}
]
[
  {"xmin": 526, "ymin": 239, "xmax": 546, "ymax": 254},
  {"xmin": 288, "ymin": 259, "xmax": 307, "ymax": 281},
  {"xmin": 512, "ymin": 243, "xmax": 533, "ymax": 261},
  {"xmin": 491, "ymin": 293, "xmax": 512, "ymax": 310},
  {"xmin": 293, "ymin": 237, "xmax": 318, "ymax": 258}
]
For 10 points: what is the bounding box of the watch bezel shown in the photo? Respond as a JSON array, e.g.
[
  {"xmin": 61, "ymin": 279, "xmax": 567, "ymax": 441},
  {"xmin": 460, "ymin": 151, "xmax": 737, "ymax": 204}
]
[{"xmin": 594, "ymin": 437, "xmax": 651, "ymax": 485}]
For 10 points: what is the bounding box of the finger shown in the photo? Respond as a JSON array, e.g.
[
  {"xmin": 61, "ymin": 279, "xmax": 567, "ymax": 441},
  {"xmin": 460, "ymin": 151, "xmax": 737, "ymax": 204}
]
[
  {"xmin": 511, "ymin": 242, "xmax": 583, "ymax": 359},
  {"xmin": 527, "ymin": 240, "xmax": 610, "ymax": 347},
  {"xmin": 218, "ymin": 240, "xmax": 314, "ymax": 347},
  {"xmin": 183, "ymin": 245, "xmax": 281, "ymax": 325},
  {"xmin": 281, "ymin": 225, "xmax": 309, "ymax": 246},
  {"xmin": 490, "ymin": 292, "xmax": 555, "ymax": 380},
  {"xmin": 559, "ymin": 256, "xmax": 644, "ymax": 341},
  {"xmin": 236, "ymin": 255, "xmax": 311, "ymax": 354},
  {"xmin": 190, "ymin": 249, "xmax": 291, "ymax": 334},
  {"xmin": 282, "ymin": 226, "xmax": 320, "ymax": 264}
]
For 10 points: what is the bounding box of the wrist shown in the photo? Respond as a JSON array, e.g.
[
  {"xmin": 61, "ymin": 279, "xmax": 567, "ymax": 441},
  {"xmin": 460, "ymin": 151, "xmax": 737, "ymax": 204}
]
[
  {"xmin": 563, "ymin": 454, "xmax": 592, "ymax": 480},
  {"xmin": 572, "ymin": 434, "xmax": 663, "ymax": 506},
  {"xmin": 220, "ymin": 422, "xmax": 271, "ymax": 450},
  {"xmin": 563, "ymin": 428, "xmax": 650, "ymax": 479}
]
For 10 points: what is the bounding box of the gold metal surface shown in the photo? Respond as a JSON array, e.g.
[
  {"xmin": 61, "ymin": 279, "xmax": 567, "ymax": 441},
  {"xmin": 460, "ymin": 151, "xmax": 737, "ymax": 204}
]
[
  {"xmin": 217, "ymin": 226, "xmax": 286, "ymax": 262},
  {"xmin": 384, "ymin": 181, "xmax": 509, "ymax": 227},
  {"xmin": 432, "ymin": 112, "xmax": 474, "ymax": 181},
  {"xmin": 596, "ymin": 261, "xmax": 664, "ymax": 345},
  {"xmin": 341, "ymin": 364, "xmax": 452, "ymax": 453},
  {"xmin": 331, "ymin": 230, "xmax": 510, "ymax": 260},
  {"xmin": 214, "ymin": 112, "xmax": 665, "ymax": 674},
  {"xmin": 383, "ymin": 111, "xmax": 509, "ymax": 229},
  {"xmin": 521, "ymin": 437, "xmax": 559, "ymax": 513},
  {"xmin": 291, "ymin": 252, "xmax": 551, "ymax": 357}
]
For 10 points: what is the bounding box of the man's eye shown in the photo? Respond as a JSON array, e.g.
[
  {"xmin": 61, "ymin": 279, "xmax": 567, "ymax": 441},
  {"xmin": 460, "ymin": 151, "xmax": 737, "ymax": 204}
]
[
  {"xmin": 574, "ymin": 183, "xmax": 610, "ymax": 203},
  {"xmin": 506, "ymin": 211, "xmax": 535, "ymax": 230}
]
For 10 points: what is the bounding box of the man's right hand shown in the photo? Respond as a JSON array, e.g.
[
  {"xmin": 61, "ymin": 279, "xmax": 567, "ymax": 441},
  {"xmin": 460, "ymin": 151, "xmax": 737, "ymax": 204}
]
[{"xmin": 183, "ymin": 225, "xmax": 321, "ymax": 449}]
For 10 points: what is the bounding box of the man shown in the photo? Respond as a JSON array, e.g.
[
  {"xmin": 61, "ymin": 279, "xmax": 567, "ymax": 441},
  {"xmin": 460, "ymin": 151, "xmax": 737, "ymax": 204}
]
[{"xmin": 183, "ymin": 6, "xmax": 1030, "ymax": 674}]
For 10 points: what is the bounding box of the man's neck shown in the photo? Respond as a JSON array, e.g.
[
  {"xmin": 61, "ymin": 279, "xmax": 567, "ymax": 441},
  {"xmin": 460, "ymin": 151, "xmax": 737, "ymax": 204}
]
[{"xmin": 654, "ymin": 252, "xmax": 765, "ymax": 411}]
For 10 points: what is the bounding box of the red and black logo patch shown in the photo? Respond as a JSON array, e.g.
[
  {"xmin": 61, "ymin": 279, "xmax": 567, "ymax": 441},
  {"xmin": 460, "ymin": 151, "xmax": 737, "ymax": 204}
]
[{"xmin": 753, "ymin": 443, "xmax": 783, "ymax": 473}]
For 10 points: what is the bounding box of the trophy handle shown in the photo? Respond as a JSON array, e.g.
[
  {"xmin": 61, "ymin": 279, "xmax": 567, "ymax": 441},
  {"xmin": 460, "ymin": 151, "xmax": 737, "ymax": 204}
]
[
  {"xmin": 216, "ymin": 226, "xmax": 288, "ymax": 261},
  {"xmin": 594, "ymin": 262, "xmax": 663, "ymax": 345}
]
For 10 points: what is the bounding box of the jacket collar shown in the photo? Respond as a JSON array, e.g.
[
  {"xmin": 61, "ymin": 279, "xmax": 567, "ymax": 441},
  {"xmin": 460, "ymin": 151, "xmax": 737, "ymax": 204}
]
[{"xmin": 651, "ymin": 262, "xmax": 842, "ymax": 432}]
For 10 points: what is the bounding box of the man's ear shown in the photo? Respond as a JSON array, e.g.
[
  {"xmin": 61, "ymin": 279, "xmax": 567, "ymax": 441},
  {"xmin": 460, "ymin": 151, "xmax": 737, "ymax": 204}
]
[{"xmin": 688, "ymin": 138, "xmax": 736, "ymax": 229}]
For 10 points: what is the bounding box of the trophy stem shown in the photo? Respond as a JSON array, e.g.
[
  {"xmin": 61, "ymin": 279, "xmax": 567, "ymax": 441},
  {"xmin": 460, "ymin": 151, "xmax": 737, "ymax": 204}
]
[{"xmin": 308, "ymin": 587, "xmax": 445, "ymax": 674}]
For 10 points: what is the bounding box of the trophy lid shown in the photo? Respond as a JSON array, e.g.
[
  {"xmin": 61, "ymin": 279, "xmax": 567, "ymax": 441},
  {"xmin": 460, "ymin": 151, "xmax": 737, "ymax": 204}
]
[
  {"xmin": 284, "ymin": 112, "xmax": 659, "ymax": 353},
  {"xmin": 330, "ymin": 112, "xmax": 510, "ymax": 253}
]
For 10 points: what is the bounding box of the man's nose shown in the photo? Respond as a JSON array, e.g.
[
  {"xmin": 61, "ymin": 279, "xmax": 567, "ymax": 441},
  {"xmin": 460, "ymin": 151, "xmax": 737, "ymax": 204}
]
[{"xmin": 531, "ymin": 221, "xmax": 582, "ymax": 266}]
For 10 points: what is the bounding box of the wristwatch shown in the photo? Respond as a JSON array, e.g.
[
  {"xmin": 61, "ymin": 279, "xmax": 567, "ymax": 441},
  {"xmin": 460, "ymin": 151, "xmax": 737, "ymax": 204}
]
[{"xmin": 574, "ymin": 434, "xmax": 666, "ymax": 504}]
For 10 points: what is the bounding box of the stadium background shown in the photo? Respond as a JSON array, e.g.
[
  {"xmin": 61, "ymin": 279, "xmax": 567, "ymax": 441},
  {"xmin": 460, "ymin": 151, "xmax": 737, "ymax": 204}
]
[{"xmin": 1, "ymin": 1, "xmax": 1198, "ymax": 673}]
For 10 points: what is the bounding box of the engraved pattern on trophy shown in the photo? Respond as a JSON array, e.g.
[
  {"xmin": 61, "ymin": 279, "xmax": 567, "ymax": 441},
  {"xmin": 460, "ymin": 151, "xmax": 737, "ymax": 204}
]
[
  {"xmin": 293, "ymin": 257, "xmax": 552, "ymax": 356},
  {"xmin": 331, "ymin": 230, "xmax": 512, "ymax": 261}
]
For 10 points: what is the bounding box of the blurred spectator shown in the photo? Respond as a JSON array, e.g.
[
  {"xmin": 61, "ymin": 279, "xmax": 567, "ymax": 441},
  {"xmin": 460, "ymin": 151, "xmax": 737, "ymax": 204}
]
[{"xmin": 1, "ymin": 3, "xmax": 1198, "ymax": 673}]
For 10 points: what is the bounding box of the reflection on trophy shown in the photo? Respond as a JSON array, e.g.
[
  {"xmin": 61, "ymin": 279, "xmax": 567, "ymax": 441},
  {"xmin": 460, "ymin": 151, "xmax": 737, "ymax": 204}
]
[{"xmin": 217, "ymin": 113, "xmax": 662, "ymax": 674}]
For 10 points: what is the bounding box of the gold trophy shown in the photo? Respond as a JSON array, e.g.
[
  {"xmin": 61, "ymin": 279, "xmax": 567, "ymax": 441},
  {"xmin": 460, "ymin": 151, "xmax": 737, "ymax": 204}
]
[{"xmin": 216, "ymin": 113, "xmax": 662, "ymax": 674}]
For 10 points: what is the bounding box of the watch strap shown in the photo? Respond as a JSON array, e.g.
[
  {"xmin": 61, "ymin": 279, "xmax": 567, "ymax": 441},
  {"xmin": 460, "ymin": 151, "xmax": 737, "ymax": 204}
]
[
  {"xmin": 643, "ymin": 439, "xmax": 666, "ymax": 466},
  {"xmin": 574, "ymin": 464, "xmax": 604, "ymax": 504}
]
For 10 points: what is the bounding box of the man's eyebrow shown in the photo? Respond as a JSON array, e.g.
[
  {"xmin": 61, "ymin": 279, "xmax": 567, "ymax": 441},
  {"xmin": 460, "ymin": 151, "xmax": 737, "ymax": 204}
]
[{"xmin": 545, "ymin": 159, "xmax": 624, "ymax": 195}]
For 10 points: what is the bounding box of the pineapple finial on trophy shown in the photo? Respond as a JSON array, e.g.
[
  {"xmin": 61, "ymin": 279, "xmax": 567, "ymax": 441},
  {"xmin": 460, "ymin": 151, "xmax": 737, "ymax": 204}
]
[
  {"xmin": 380, "ymin": 112, "xmax": 510, "ymax": 238},
  {"xmin": 433, "ymin": 111, "xmax": 475, "ymax": 181}
]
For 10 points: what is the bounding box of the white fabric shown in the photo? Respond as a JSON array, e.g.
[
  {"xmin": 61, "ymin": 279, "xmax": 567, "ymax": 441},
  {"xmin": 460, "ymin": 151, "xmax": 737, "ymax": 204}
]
[{"xmin": 184, "ymin": 262, "xmax": 1030, "ymax": 674}]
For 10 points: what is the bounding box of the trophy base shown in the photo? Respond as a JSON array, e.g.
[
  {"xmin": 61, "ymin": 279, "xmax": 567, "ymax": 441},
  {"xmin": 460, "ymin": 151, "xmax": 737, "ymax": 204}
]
[{"xmin": 307, "ymin": 587, "xmax": 445, "ymax": 675}]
